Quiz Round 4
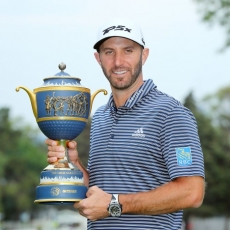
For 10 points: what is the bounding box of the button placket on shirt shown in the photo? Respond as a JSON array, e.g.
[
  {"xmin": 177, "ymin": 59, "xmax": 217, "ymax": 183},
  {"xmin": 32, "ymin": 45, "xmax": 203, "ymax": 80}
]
[
  {"xmin": 109, "ymin": 107, "xmax": 117, "ymax": 140},
  {"xmin": 109, "ymin": 107, "xmax": 126, "ymax": 140},
  {"xmin": 110, "ymin": 114, "xmax": 118, "ymax": 139},
  {"xmin": 114, "ymin": 112, "xmax": 119, "ymax": 125}
]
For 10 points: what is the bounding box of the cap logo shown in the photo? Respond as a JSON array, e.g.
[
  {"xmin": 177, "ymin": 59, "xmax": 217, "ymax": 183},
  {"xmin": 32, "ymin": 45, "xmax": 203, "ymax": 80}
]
[
  {"xmin": 103, "ymin": 25, "xmax": 132, "ymax": 35},
  {"xmin": 142, "ymin": 38, "xmax": 145, "ymax": 45}
]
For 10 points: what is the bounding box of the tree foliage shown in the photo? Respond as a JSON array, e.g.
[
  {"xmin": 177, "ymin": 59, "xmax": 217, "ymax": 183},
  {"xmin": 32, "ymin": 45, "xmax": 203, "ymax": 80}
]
[
  {"xmin": 201, "ymin": 86, "xmax": 230, "ymax": 217},
  {"xmin": 203, "ymin": 86, "xmax": 230, "ymax": 135},
  {"xmin": 0, "ymin": 108, "xmax": 47, "ymax": 220},
  {"xmin": 183, "ymin": 90, "xmax": 230, "ymax": 225},
  {"xmin": 194, "ymin": 0, "xmax": 230, "ymax": 49}
]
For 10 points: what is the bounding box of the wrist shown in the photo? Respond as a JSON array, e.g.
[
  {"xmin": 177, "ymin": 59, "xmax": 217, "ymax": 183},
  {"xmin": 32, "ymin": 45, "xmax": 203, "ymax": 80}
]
[
  {"xmin": 74, "ymin": 158, "xmax": 84, "ymax": 169},
  {"xmin": 107, "ymin": 194, "xmax": 122, "ymax": 217}
]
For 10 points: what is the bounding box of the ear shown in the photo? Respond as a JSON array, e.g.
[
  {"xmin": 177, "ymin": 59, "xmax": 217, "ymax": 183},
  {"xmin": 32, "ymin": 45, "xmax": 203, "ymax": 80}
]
[
  {"xmin": 94, "ymin": 52, "xmax": 102, "ymax": 66},
  {"xmin": 141, "ymin": 48, "xmax": 149, "ymax": 66}
]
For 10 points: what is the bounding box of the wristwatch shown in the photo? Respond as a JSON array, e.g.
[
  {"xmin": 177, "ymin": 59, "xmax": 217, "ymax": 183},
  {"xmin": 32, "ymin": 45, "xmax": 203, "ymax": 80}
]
[{"xmin": 107, "ymin": 194, "xmax": 122, "ymax": 217}]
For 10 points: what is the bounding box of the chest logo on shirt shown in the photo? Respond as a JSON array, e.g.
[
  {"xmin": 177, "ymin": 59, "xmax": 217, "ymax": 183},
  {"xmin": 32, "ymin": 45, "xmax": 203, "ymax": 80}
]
[
  {"xmin": 175, "ymin": 147, "xmax": 192, "ymax": 166},
  {"xmin": 132, "ymin": 127, "xmax": 145, "ymax": 138}
]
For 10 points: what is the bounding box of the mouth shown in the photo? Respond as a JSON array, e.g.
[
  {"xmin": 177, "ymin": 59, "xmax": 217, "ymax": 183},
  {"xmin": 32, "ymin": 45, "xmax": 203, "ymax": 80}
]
[{"xmin": 113, "ymin": 70, "xmax": 128, "ymax": 75}]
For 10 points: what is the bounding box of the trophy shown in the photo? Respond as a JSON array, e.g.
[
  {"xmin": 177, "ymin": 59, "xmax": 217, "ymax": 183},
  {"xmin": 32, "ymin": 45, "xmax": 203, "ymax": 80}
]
[{"xmin": 16, "ymin": 63, "xmax": 107, "ymax": 204}]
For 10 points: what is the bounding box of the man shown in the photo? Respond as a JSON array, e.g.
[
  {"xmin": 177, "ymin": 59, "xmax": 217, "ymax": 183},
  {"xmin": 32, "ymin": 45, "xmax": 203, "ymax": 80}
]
[{"xmin": 46, "ymin": 18, "xmax": 205, "ymax": 229}]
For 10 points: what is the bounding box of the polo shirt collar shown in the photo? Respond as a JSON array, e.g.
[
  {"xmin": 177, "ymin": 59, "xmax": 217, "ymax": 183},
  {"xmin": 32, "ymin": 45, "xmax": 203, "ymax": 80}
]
[{"xmin": 105, "ymin": 79, "xmax": 156, "ymax": 110}]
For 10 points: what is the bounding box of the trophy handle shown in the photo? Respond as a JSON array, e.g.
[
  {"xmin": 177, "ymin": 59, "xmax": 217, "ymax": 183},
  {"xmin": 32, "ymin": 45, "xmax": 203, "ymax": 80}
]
[
  {"xmin": 16, "ymin": 86, "xmax": 38, "ymax": 119},
  {"xmin": 90, "ymin": 89, "xmax": 108, "ymax": 113}
]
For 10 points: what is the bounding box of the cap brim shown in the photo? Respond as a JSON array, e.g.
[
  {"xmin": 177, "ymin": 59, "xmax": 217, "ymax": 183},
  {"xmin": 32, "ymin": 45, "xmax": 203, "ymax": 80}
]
[{"xmin": 93, "ymin": 36, "xmax": 144, "ymax": 50}]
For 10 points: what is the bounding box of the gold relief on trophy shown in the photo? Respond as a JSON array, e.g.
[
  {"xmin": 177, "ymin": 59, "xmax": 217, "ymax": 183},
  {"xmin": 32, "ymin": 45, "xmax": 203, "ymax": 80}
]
[{"xmin": 44, "ymin": 92, "xmax": 88, "ymax": 117}]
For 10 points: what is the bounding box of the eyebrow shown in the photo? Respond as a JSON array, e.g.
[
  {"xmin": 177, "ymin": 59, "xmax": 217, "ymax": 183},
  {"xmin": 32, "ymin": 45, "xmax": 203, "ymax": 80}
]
[{"xmin": 102, "ymin": 45, "xmax": 136, "ymax": 51}]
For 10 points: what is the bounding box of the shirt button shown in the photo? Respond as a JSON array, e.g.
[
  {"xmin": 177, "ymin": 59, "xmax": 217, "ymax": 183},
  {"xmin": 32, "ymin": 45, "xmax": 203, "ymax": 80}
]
[{"xmin": 111, "ymin": 134, "xmax": 114, "ymax": 139}]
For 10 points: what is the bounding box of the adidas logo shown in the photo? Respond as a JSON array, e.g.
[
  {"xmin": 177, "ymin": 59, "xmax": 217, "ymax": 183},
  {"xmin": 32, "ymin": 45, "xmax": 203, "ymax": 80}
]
[{"xmin": 132, "ymin": 128, "xmax": 145, "ymax": 138}]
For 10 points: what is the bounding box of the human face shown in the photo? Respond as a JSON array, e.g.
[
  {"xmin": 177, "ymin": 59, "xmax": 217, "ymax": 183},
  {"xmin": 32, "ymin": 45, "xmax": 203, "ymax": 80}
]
[{"xmin": 94, "ymin": 37, "xmax": 149, "ymax": 90}]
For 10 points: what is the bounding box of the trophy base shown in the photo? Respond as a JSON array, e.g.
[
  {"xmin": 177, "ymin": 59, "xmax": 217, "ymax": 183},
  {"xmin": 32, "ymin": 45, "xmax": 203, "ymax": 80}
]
[
  {"xmin": 35, "ymin": 169, "xmax": 87, "ymax": 205},
  {"xmin": 36, "ymin": 201, "xmax": 80, "ymax": 205},
  {"xmin": 34, "ymin": 184, "xmax": 87, "ymax": 205}
]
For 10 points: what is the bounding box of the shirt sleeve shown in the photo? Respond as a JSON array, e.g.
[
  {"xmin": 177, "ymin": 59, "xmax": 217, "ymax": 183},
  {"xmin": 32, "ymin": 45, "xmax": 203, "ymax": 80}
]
[{"xmin": 160, "ymin": 105, "xmax": 205, "ymax": 180}]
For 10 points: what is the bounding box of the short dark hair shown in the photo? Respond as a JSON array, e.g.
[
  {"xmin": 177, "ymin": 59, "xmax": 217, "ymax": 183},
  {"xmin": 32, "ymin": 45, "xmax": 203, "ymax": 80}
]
[{"xmin": 94, "ymin": 38, "xmax": 110, "ymax": 53}]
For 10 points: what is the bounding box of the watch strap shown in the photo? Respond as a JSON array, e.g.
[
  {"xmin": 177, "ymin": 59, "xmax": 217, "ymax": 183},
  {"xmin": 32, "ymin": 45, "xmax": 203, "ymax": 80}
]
[{"xmin": 111, "ymin": 194, "xmax": 119, "ymax": 202}]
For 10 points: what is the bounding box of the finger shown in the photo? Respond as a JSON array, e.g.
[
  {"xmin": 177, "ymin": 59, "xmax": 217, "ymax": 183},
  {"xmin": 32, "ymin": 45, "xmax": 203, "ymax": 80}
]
[
  {"xmin": 48, "ymin": 150, "xmax": 65, "ymax": 158},
  {"xmin": 74, "ymin": 201, "xmax": 80, "ymax": 209},
  {"xmin": 47, "ymin": 145, "xmax": 65, "ymax": 152},
  {"xmin": 78, "ymin": 209, "xmax": 89, "ymax": 219},
  {"xmin": 67, "ymin": 140, "xmax": 77, "ymax": 149},
  {"xmin": 78, "ymin": 210, "xmax": 85, "ymax": 217},
  {"xmin": 47, "ymin": 156, "xmax": 58, "ymax": 163},
  {"xmin": 45, "ymin": 139, "xmax": 58, "ymax": 146}
]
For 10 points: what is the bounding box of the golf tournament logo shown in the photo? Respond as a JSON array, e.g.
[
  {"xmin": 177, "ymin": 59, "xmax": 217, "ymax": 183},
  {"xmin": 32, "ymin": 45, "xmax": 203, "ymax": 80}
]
[
  {"xmin": 176, "ymin": 147, "xmax": 192, "ymax": 166},
  {"xmin": 51, "ymin": 187, "xmax": 60, "ymax": 196}
]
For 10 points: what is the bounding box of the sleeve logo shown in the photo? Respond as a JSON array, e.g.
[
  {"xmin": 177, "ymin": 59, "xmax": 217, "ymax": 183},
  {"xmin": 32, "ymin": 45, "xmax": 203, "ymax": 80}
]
[{"xmin": 175, "ymin": 147, "xmax": 192, "ymax": 166}]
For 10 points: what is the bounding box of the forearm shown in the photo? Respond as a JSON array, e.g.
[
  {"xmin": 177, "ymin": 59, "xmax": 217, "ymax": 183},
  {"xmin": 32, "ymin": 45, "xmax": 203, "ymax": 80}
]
[
  {"xmin": 75, "ymin": 159, "xmax": 89, "ymax": 187},
  {"xmin": 119, "ymin": 176, "xmax": 205, "ymax": 215}
]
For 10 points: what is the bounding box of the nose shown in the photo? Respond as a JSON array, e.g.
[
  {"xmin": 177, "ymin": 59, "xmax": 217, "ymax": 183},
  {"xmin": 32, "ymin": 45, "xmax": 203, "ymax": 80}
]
[{"xmin": 114, "ymin": 51, "xmax": 124, "ymax": 67}]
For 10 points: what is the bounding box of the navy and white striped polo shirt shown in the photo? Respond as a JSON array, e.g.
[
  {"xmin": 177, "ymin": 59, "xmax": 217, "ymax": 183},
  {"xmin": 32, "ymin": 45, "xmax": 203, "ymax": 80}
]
[{"xmin": 88, "ymin": 79, "xmax": 204, "ymax": 230}]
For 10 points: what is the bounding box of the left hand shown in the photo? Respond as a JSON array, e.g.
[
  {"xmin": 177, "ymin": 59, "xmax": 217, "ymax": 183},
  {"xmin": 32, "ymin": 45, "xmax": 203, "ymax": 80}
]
[{"xmin": 74, "ymin": 186, "xmax": 112, "ymax": 221}]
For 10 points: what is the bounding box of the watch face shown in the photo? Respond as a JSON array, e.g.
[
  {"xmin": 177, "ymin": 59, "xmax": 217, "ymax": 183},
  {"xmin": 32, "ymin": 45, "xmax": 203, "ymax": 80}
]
[{"xmin": 109, "ymin": 204, "xmax": 122, "ymax": 217}]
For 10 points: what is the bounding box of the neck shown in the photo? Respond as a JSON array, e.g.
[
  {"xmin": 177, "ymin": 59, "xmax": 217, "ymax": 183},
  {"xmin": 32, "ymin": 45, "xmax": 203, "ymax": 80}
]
[{"xmin": 111, "ymin": 77, "xmax": 144, "ymax": 108}]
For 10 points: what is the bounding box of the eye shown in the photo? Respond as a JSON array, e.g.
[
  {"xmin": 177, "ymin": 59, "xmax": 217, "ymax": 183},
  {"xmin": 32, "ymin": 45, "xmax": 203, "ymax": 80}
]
[
  {"xmin": 125, "ymin": 49, "xmax": 133, "ymax": 54},
  {"xmin": 105, "ymin": 50, "xmax": 113, "ymax": 55}
]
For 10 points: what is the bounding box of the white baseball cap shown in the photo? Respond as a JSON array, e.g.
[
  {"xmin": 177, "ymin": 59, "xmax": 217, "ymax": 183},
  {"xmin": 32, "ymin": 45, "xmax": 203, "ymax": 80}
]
[{"xmin": 93, "ymin": 18, "xmax": 145, "ymax": 49}]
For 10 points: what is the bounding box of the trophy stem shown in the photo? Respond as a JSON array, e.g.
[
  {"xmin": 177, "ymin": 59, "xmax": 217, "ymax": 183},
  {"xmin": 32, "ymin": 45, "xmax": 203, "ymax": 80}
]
[
  {"xmin": 44, "ymin": 139, "xmax": 76, "ymax": 171},
  {"xmin": 57, "ymin": 139, "xmax": 69, "ymax": 147},
  {"xmin": 49, "ymin": 139, "xmax": 71, "ymax": 169}
]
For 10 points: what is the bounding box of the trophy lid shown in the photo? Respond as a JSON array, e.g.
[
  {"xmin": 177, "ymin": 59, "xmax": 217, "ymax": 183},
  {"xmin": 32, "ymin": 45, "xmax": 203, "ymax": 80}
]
[{"xmin": 42, "ymin": 62, "xmax": 82, "ymax": 87}]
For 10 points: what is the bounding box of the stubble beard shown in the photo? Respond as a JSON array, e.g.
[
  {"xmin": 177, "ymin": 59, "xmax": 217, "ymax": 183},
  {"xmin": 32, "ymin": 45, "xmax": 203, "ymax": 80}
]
[{"xmin": 101, "ymin": 54, "xmax": 143, "ymax": 90}]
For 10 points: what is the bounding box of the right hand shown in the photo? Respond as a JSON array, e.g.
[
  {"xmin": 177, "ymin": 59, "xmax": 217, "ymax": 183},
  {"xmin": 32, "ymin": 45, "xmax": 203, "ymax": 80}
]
[{"xmin": 45, "ymin": 139, "xmax": 79, "ymax": 165}]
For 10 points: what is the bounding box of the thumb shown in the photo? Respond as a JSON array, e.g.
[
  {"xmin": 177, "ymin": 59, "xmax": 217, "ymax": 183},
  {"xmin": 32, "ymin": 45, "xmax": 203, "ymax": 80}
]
[{"xmin": 67, "ymin": 140, "xmax": 77, "ymax": 149}]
